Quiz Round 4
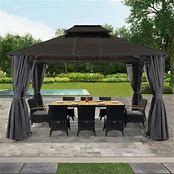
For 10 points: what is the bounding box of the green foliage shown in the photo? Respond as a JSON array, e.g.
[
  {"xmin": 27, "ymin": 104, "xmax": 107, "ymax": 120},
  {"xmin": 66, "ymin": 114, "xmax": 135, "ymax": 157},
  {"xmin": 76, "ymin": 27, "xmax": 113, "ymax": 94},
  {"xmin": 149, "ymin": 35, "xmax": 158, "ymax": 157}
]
[
  {"xmin": 103, "ymin": 73, "xmax": 128, "ymax": 82},
  {"xmin": 102, "ymin": 24, "xmax": 114, "ymax": 35},
  {"xmin": 0, "ymin": 73, "xmax": 171, "ymax": 84},
  {"xmin": 0, "ymin": 34, "xmax": 41, "ymax": 75},
  {"xmin": 123, "ymin": 0, "xmax": 174, "ymax": 86},
  {"xmin": 0, "ymin": 77, "xmax": 12, "ymax": 83},
  {"xmin": 46, "ymin": 62, "xmax": 126, "ymax": 76},
  {"xmin": 66, "ymin": 73, "xmax": 104, "ymax": 82},
  {"xmin": 55, "ymin": 28, "xmax": 66, "ymax": 36},
  {"xmin": 0, "ymin": 70, "xmax": 7, "ymax": 78},
  {"xmin": 141, "ymin": 83, "xmax": 173, "ymax": 94}
]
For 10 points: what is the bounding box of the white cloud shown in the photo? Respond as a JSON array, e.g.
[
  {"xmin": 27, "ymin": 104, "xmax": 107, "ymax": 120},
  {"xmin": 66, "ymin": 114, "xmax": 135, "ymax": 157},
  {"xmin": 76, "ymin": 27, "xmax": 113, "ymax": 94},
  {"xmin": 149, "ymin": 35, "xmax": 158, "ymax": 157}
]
[{"xmin": 0, "ymin": 10, "xmax": 55, "ymax": 41}]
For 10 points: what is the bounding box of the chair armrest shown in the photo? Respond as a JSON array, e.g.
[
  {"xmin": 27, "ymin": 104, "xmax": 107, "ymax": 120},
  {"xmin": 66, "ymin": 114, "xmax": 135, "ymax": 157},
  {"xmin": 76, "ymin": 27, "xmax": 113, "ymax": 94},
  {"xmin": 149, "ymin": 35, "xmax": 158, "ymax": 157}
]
[{"xmin": 30, "ymin": 105, "xmax": 47, "ymax": 111}]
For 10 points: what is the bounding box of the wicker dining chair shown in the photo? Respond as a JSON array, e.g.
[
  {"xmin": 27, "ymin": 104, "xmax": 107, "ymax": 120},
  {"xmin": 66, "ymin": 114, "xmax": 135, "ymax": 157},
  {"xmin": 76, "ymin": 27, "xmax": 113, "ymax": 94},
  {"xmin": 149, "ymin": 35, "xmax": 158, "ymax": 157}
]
[
  {"xmin": 77, "ymin": 105, "xmax": 96, "ymax": 136},
  {"xmin": 103, "ymin": 105, "xmax": 126, "ymax": 136},
  {"xmin": 49, "ymin": 105, "xmax": 70, "ymax": 136},
  {"xmin": 63, "ymin": 97, "xmax": 75, "ymax": 121},
  {"xmin": 80, "ymin": 97, "xmax": 93, "ymax": 101},
  {"xmin": 99, "ymin": 97, "xmax": 111, "ymax": 121},
  {"xmin": 28, "ymin": 98, "xmax": 49, "ymax": 125},
  {"xmin": 124, "ymin": 99, "xmax": 148, "ymax": 127}
]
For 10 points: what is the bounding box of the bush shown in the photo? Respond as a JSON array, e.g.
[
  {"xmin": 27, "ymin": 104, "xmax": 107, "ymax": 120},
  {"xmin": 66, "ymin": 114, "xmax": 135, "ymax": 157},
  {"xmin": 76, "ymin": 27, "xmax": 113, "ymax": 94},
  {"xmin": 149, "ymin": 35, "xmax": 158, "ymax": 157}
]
[
  {"xmin": 101, "ymin": 73, "xmax": 128, "ymax": 82},
  {"xmin": 141, "ymin": 83, "xmax": 173, "ymax": 94},
  {"xmin": 0, "ymin": 70, "xmax": 7, "ymax": 78},
  {"xmin": 0, "ymin": 77, "xmax": 12, "ymax": 83},
  {"xmin": 43, "ymin": 77, "xmax": 56, "ymax": 83},
  {"xmin": 54, "ymin": 77, "xmax": 70, "ymax": 82},
  {"xmin": 164, "ymin": 73, "xmax": 171, "ymax": 82},
  {"xmin": 142, "ymin": 73, "xmax": 147, "ymax": 82},
  {"xmin": 66, "ymin": 73, "xmax": 104, "ymax": 82}
]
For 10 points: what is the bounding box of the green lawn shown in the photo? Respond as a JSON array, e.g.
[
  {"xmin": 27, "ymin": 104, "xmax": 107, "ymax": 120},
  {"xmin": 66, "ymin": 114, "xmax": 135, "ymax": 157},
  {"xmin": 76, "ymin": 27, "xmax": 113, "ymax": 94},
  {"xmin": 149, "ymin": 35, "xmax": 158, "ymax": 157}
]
[
  {"xmin": 57, "ymin": 163, "xmax": 134, "ymax": 174},
  {"xmin": 0, "ymin": 82, "xmax": 133, "ymax": 96}
]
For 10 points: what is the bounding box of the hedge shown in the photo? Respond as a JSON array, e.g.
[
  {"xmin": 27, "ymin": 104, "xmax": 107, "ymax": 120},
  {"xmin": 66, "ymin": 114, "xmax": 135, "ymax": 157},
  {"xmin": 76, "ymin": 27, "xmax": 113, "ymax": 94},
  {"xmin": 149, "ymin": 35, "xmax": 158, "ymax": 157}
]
[
  {"xmin": 141, "ymin": 83, "xmax": 173, "ymax": 94},
  {"xmin": 0, "ymin": 72, "xmax": 172, "ymax": 84}
]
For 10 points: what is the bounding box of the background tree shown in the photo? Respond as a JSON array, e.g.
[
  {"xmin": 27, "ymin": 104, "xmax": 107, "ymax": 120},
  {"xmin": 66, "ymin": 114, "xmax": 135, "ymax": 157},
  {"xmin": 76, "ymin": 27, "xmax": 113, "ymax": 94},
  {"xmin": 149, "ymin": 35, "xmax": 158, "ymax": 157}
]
[
  {"xmin": 123, "ymin": 0, "xmax": 174, "ymax": 87},
  {"xmin": 55, "ymin": 28, "xmax": 66, "ymax": 36},
  {"xmin": 0, "ymin": 33, "xmax": 40, "ymax": 75}
]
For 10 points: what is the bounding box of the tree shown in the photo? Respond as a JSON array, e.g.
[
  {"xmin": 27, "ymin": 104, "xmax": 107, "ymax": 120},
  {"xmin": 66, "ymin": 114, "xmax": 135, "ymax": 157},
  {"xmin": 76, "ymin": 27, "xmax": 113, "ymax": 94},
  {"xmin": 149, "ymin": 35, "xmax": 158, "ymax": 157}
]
[
  {"xmin": 114, "ymin": 26, "xmax": 131, "ymax": 40},
  {"xmin": 124, "ymin": 0, "xmax": 174, "ymax": 87},
  {"xmin": 102, "ymin": 24, "xmax": 114, "ymax": 35},
  {"xmin": 0, "ymin": 33, "xmax": 41, "ymax": 75},
  {"xmin": 55, "ymin": 28, "xmax": 66, "ymax": 36}
]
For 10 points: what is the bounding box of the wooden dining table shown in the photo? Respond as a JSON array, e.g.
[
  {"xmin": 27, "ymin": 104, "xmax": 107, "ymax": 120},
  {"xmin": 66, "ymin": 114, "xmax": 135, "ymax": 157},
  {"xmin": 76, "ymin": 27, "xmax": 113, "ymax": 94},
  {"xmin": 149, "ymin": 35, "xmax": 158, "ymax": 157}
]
[{"xmin": 49, "ymin": 100, "xmax": 124, "ymax": 106}]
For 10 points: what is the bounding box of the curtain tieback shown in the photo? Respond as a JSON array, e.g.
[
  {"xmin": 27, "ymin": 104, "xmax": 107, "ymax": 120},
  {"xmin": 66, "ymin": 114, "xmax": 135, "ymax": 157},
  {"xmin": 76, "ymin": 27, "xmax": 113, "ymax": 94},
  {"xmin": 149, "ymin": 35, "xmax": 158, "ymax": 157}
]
[
  {"xmin": 155, "ymin": 93, "xmax": 162, "ymax": 100},
  {"xmin": 13, "ymin": 93, "xmax": 24, "ymax": 100}
]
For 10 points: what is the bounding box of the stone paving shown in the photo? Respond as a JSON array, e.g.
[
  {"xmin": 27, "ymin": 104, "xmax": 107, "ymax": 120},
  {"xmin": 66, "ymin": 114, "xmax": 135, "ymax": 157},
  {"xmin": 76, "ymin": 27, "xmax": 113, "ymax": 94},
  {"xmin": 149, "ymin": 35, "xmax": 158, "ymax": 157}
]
[
  {"xmin": 0, "ymin": 96, "xmax": 174, "ymax": 159},
  {"xmin": 0, "ymin": 162, "xmax": 174, "ymax": 173}
]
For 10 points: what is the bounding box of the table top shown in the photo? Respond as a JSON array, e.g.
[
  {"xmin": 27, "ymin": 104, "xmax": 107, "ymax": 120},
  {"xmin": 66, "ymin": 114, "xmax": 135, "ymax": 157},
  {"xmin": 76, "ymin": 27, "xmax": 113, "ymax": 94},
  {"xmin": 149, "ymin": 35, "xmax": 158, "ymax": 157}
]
[{"xmin": 49, "ymin": 100, "xmax": 124, "ymax": 106}]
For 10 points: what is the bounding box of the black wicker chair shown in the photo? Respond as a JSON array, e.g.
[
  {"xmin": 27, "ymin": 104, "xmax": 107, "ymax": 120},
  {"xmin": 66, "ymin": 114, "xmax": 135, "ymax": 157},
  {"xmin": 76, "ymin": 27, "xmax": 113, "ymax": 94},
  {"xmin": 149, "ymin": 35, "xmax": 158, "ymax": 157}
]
[
  {"xmin": 80, "ymin": 97, "xmax": 93, "ymax": 101},
  {"xmin": 99, "ymin": 97, "xmax": 111, "ymax": 121},
  {"xmin": 77, "ymin": 105, "xmax": 96, "ymax": 136},
  {"xmin": 28, "ymin": 98, "xmax": 49, "ymax": 125},
  {"xmin": 124, "ymin": 99, "xmax": 148, "ymax": 127},
  {"xmin": 103, "ymin": 105, "xmax": 126, "ymax": 136},
  {"xmin": 49, "ymin": 105, "xmax": 70, "ymax": 136},
  {"xmin": 63, "ymin": 97, "xmax": 75, "ymax": 121}
]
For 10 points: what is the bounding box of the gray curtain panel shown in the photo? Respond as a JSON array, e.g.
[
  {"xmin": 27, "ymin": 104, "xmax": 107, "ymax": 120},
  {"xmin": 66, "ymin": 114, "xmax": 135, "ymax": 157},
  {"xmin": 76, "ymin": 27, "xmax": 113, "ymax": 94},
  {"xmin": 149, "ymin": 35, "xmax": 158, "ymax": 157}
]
[
  {"xmin": 146, "ymin": 55, "xmax": 169, "ymax": 140},
  {"xmin": 6, "ymin": 55, "xmax": 34, "ymax": 141},
  {"xmin": 32, "ymin": 63, "xmax": 46, "ymax": 106},
  {"xmin": 126, "ymin": 61, "xmax": 144, "ymax": 106}
]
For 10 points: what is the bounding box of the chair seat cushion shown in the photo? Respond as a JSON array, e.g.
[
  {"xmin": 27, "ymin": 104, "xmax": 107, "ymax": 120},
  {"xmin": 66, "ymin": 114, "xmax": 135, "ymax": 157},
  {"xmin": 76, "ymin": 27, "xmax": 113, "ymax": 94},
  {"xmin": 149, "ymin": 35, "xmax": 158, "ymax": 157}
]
[
  {"xmin": 127, "ymin": 110, "xmax": 143, "ymax": 116},
  {"xmin": 32, "ymin": 110, "xmax": 48, "ymax": 116}
]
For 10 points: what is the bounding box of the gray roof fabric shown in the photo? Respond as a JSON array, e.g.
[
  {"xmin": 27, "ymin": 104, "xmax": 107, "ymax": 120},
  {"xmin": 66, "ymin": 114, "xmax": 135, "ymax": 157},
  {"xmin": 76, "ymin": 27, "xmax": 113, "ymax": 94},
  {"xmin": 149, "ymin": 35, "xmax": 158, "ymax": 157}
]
[
  {"xmin": 65, "ymin": 25, "xmax": 110, "ymax": 33},
  {"xmin": 9, "ymin": 25, "xmax": 165, "ymax": 62}
]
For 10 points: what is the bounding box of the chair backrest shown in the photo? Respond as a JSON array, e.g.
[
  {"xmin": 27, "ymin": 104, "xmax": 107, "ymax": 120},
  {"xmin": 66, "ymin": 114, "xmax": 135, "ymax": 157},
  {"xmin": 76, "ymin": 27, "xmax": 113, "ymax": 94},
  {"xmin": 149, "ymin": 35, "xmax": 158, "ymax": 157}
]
[
  {"xmin": 28, "ymin": 98, "xmax": 37, "ymax": 113},
  {"xmin": 63, "ymin": 97, "xmax": 75, "ymax": 101},
  {"xmin": 49, "ymin": 105, "xmax": 68, "ymax": 121},
  {"xmin": 99, "ymin": 97, "xmax": 111, "ymax": 101},
  {"xmin": 81, "ymin": 97, "xmax": 93, "ymax": 101},
  {"xmin": 77, "ymin": 105, "xmax": 95, "ymax": 122},
  {"xmin": 138, "ymin": 99, "xmax": 148, "ymax": 113},
  {"xmin": 106, "ymin": 105, "xmax": 125, "ymax": 121}
]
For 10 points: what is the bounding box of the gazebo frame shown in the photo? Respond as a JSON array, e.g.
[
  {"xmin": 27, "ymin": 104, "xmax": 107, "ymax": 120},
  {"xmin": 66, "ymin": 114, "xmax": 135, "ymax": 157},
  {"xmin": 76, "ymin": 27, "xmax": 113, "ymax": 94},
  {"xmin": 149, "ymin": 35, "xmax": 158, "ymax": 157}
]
[{"xmin": 7, "ymin": 25, "xmax": 168, "ymax": 141}]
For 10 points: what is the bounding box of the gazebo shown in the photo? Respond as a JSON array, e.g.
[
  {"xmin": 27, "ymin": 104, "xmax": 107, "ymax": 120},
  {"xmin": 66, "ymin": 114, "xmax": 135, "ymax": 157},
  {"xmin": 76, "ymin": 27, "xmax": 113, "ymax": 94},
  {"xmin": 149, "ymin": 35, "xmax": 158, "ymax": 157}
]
[{"xmin": 7, "ymin": 25, "xmax": 168, "ymax": 141}]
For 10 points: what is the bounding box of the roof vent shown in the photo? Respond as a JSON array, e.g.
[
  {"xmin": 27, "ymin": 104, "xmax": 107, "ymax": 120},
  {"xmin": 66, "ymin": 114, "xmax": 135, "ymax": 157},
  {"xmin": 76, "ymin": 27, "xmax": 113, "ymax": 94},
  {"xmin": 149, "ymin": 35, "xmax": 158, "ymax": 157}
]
[{"xmin": 65, "ymin": 25, "xmax": 111, "ymax": 38}]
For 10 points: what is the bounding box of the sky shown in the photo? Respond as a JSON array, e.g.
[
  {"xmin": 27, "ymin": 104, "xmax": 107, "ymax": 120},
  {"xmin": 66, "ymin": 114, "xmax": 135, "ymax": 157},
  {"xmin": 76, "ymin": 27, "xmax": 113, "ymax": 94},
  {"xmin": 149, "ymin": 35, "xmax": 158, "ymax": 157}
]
[{"xmin": 0, "ymin": 0, "xmax": 130, "ymax": 41}]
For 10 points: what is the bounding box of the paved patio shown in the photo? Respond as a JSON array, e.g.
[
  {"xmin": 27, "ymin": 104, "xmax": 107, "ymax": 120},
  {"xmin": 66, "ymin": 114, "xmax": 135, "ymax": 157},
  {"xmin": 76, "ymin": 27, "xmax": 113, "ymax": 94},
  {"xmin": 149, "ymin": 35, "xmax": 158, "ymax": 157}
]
[{"xmin": 0, "ymin": 96, "xmax": 174, "ymax": 162}]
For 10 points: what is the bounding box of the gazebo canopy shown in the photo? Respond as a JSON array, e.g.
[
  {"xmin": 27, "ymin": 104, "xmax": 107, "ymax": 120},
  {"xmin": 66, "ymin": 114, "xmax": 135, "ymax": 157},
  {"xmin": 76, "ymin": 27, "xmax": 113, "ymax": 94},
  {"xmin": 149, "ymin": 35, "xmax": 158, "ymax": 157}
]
[{"xmin": 9, "ymin": 25, "xmax": 164, "ymax": 62}]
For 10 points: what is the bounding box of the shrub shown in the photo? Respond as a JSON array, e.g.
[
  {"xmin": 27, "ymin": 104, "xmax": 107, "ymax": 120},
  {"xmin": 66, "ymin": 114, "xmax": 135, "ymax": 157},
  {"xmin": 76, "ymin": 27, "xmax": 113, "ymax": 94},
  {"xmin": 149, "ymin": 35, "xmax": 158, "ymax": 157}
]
[
  {"xmin": 164, "ymin": 73, "xmax": 171, "ymax": 82},
  {"xmin": 54, "ymin": 77, "xmax": 70, "ymax": 82},
  {"xmin": 142, "ymin": 73, "xmax": 147, "ymax": 82},
  {"xmin": 43, "ymin": 77, "xmax": 56, "ymax": 83},
  {"xmin": 66, "ymin": 73, "xmax": 104, "ymax": 82},
  {"xmin": 0, "ymin": 70, "xmax": 7, "ymax": 78},
  {"xmin": 141, "ymin": 83, "xmax": 173, "ymax": 94},
  {"xmin": 102, "ymin": 73, "xmax": 128, "ymax": 82},
  {"xmin": 0, "ymin": 77, "xmax": 12, "ymax": 83}
]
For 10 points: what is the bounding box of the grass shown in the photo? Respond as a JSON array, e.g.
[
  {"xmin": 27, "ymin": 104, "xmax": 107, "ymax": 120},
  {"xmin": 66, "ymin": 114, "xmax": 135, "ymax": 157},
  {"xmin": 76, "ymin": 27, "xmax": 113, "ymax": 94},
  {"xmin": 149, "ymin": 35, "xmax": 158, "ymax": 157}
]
[
  {"xmin": 57, "ymin": 163, "xmax": 134, "ymax": 174},
  {"xmin": 0, "ymin": 82, "xmax": 133, "ymax": 96}
]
